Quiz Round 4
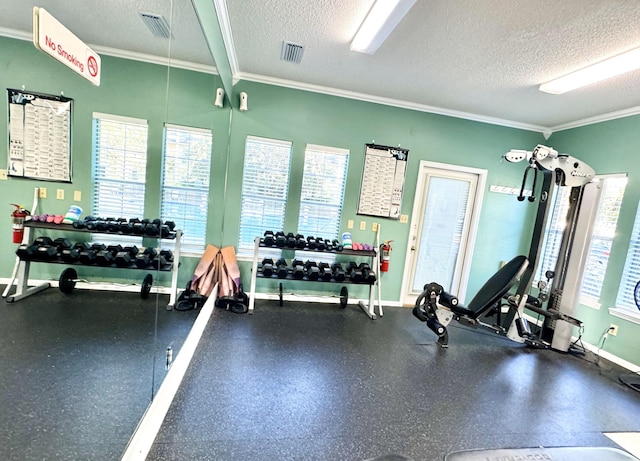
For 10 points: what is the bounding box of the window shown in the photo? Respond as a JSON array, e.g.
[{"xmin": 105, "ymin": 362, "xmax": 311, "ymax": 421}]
[
  {"xmin": 616, "ymin": 202, "xmax": 640, "ymax": 312},
  {"xmin": 297, "ymin": 144, "xmax": 349, "ymax": 241},
  {"xmin": 92, "ymin": 113, "xmax": 148, "ymax": 245},
  {"xmin": 161, "ymin": 124, "xmax": 212, "ymax": 254},
  {"xmin": 535, "ymin": 175, "xmax": 626, "ymax": 306},
  {"xmin": 238, "ymin": 136, "xmax": 292, "ymax": 255}
]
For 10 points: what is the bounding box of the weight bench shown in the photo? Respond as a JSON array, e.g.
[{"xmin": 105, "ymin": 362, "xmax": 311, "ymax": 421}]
[{"xmin": 413, "ymin": 255, "xmax": 529, "ymax": 347}]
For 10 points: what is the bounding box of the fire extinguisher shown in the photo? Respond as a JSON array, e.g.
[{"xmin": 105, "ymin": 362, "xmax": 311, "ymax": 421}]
[
  {"xmin": 11, "ymin": 204, "xmax": 30, "ymax": 244},
  {"xmin": 380, "ymin": 240, "xmax": 393, "ymax": 272}
]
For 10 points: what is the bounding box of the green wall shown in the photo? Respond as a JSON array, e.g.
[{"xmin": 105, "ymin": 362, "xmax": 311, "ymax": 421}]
[{"xmin": 549, "ymin": 116, "xmax": 640, "ymax": 363}]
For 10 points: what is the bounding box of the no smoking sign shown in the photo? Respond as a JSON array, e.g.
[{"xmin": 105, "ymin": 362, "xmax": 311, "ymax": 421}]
[{"xmin": 87, "ymin": 55, "xmax": 98, "ymax": 78}]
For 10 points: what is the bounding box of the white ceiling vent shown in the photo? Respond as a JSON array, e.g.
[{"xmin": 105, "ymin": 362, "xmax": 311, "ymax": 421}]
[
  {"xmin": 139, "ymin": 12, "xmax": 172, "ymax": 39},
  {"xmin": 281, "ymin": 41, "xmax": 304, "ymax": 64}
]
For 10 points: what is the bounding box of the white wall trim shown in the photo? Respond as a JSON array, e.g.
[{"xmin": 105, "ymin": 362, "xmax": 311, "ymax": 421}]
[
  {"xmin": 550, "ymin": 105, "xmax": 640, "ymax": 133},
  {"xmin": 212, "ymin": 0, "xmax": 239, "ymax": 76}
]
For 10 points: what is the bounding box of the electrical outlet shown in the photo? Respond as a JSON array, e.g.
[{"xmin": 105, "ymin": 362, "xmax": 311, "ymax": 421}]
[
  {"xmin": 73, "ymin": 190, "xmax": 82, "ymax": 201},
  {"xmin": 359, "ymin": 221, "xmax": 366, "ymax": 231},
  {"xmin": 39, "ymin": 187, "xmax": 47, "ymax": 199},
  {"xmin": 0, "ymin": 169, "xmax": 7, "ymax": 180},
  {"xmin": 400, "ymin": 214, "xmax": 408, "ymax": 224},
  {"xmin": 372, "ymin": 223, "xmax": 378, "ymax": 232},
  {"xmin": 609, "ymin": 324, "xmax": 618, "ymax": 336},
  {"xmin": 347, "ymin": 219, "xmax": 354, "ymax": 229},
  {"xmin": 56, "ymin": 189, "xmax": 65, "ymax": 200}
]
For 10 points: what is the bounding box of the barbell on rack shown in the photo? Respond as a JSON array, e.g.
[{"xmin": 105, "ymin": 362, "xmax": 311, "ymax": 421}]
[{"xmin": 58, "ymin": 268, "xmax": 154, "ymax": 299}]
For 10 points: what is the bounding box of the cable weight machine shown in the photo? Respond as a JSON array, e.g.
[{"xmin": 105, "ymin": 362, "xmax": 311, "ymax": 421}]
[{"xmin": 413, "ymin": 145, "xmax": 596, "ymax": 351}]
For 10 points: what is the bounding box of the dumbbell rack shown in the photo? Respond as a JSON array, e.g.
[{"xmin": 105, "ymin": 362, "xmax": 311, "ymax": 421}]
[
  {"xmin": 5, "ymin": 221, "xmax": 182, "ymax": 308},
  {"xmin": 248, "ymin": 236, "xmax": 381, "ymax": 319}
]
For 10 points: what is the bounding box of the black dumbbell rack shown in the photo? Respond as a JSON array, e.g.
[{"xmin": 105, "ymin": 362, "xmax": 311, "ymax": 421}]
[
  {"xmin": 248, "ymin": 235, "xmax": 380, "ymax": 319},
  {"xmin": 6, "ymin": 221, "xmax": 183, "ymax": 309}
]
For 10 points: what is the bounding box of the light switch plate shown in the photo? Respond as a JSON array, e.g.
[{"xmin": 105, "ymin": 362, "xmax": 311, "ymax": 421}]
[
  {"xmin": 359, "ymin": 221, "xmax": 366, "ymax": 231},
  {"xmin": 0, "ymin": 169, "xmax": 7, "ymax": 180},
  {"xmin": 56, "ymin": 189, "xmax": 65, "ymax": 200},
  {"xmin": 39, "ymin": 187, "xmax": 47, "ymax": 199},
  {"xmin": 74, "ymin": 190, "xmax": 82, "ymax": 201},
  {"xmin": 400, "ymin": 214, "xmax": 408, "ymax": 223}
]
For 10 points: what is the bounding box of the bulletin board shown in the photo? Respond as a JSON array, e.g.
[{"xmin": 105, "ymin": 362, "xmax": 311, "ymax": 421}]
[
  {"xmin": 357, "ymin": 143, "xmax": 409, "ymax": 219},
  {"xmin": 7, "ymin": 88, "xmax": 73, "ymax": 182}
]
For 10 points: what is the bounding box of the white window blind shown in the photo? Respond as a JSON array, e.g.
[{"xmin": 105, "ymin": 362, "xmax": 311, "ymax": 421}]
[
  {"xmin": 297, "ymin": 144, "xmax": 349, "ymax": 240},
  {"xmin": 535, "ymin": 176, "xmax": 626, "ymax": 305},
  {"xmin": 238, "ymin": 136, "xmax": 292, "ymax": 255},
  {"xmin": 581, "ymin": 176, "xmax": 626, "ymax": 303},
  {"xmin": 161, "ymin": 124, "xmax": 212, "ymax": 254},
  {"xmin": 92, "ymin": 113, "xmax": 148, "ymax": 245},
  {"xmin": 616, "ymin": 201, "xmax": 640, "ymax": 311}
]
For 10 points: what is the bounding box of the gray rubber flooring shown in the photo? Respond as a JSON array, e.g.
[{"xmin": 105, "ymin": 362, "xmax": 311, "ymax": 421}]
[
  {"xmin": 0, "ymin": 285, "xmax": 197, "ymax": 461},
  {"xmin": 147, "ymin": 300, "xmax": 640, "ymax": 461}
]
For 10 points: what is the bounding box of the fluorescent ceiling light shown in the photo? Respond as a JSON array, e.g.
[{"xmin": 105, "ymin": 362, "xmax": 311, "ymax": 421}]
[
  {"xmin": 350, "ymin": 0, "xmax": 417, "ymax": 55},
  {"xmin": 540, "ymin": 47, "xmax": 640, "ymax": 94}
]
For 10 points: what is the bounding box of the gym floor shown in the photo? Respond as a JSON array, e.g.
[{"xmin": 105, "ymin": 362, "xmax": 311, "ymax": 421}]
[
  {"xmin": 0, "ymin": 285, "xmax": 198, "ymax": 461},
  {"xmin": 146, "ymin": 299, "xmax": 640, "ymax": 461}
]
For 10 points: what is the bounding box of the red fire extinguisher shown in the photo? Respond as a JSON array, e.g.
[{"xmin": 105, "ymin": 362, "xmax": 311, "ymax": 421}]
[
  {"xmin": 11, "ymin": 204, "xmax": 29, "ymax": 244},
  {"xmin": 380, "ymin": 240, "xmax": 393, "ymax": 272}
]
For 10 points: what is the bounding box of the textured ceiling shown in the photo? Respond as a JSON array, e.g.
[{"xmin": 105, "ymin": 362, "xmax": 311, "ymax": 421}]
[{"xmin": 2, "ymin": 0, "xmax": 640, "ymax": 132}]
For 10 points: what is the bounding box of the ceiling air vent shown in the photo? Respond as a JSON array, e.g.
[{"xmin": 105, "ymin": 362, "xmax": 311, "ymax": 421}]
[
  {"xmin": 139, "ymin": 12, "xmax": 172, "ymax": 39},
  {"xmin": 281, "ymin": 41, "xmax": 304, "ymax": 64}
]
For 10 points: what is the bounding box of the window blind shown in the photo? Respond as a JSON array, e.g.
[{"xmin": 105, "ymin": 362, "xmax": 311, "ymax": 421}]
[
  {"xmin": 238, "ymin": 136, "xmax": 292, "ymax": 255},
  {"xmin": 91, "ymin": 114, "xmax": 148, "ymax": 245},
  {"xmin": 297, "ymin": 145, "xmax": 349, "ymax": 240},
  {"xmin": 616, "ymin": 201, "xmax": 640, "ymax": 311},
  {"xmin": 161, "ymin": 124, "xmax": 212, "ymax": 254}
]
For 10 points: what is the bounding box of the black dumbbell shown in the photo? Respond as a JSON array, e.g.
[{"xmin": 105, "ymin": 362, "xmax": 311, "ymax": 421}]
[
  {"xmin": 263, "ymin": 230, "xmax": 275, "ymax": 246},
  {"xmin": 275, "ymin": 231, "xmax": 287, "ymax": 248},
  {"xmin": 347, "ymin": 262, "xmax": 364, "ymax": 283},
  {"xmin": 60, "ymin": 247, "xmax": 80, "ymax": 263},
  {"xmin": 275, "ymin": 258, "xmax": 288, "ymax": 278},
  {"xmin": 74, "ymin": 241, "xmax": 92, "ymax": 252},
  {"xmin": 331, "ymin": 262, "xmax": 346, "ymax": 282},
  {"xmin": 96, "ymin": 250, "xmax": 115, "ymax": 266},
  {"xmin": 91, "ymin": 243, "xmax": 107, "ymax": 252},
  {"xmin": 286, "ymin": 232, "xmax": 297, "ymax": 248},
  {"xmin": 107, "ymin": 244, "xmax": 123, "ymax": 255},
  {"xmin": 79, "ymin": 249, "xmax": 97, "ymax": 265},
  {"xmin": 34, "ymin": 236, "xmax": 53, "ymax": 247},
  {"xmin": 164, "ymin": 220, "xmax": 176, "ymax": 231},
  {"xmin": 291, "ymin": 259, "xmax": 305, "ymax": 279},
  {"xmin": 318, "ymin": 262, "xmax": 332, "ymax": 281},
  {"xmin": 159, "ymin": 249, "xmax": 173, "ymax": 262},
  {"xmin": 16, "ymin": 244, "xmax": 38, "ymax": 260},
  {"xmin": 132, "ymin": 219, "xmax": 148, "ymax": 235},
  {"xmin": 152, "ymin": 254, "xmax": 168, "ymax": 269},
  {"xmin": 135, "ymin": 247, "xmax": 158, "ymax": 268},
  {"xmin": 306, "ymin": 236, "xmax": 317, "ymax": 249},
  {"xmin": 145, "ymin": 218, "xmax": 163, "ymax": 236},
  {"xmin": 305, "ymin": 260, "xmax": 320, "ymax": 280},
  {"xmin": 359, "ymin": 262, "xmax": 377, "ymax": 284},
  {"xmin": 295, "ymin": 234, "xmax": 306, "ymax": 249},
  {"xmin": 332, "ymin": 239, "xmax": 344, "ymax": 252},
  {"xmin": 114, "ymin": 246, "xmax": 138, "ymax": 267},
  {"xmin": 260, "ymin": 258, "xmax": 274, "ymax": 277},
  {"xmin": 52, "ymin": 237, "xmax": 72, "ymax": 251},
  {"xmin": 85, "ymin": 217, "xmax": 100, "ymax": 231}
]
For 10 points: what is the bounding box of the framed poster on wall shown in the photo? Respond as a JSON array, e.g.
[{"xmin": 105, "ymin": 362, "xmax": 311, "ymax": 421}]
[
  {"xmin": 357, "ymin": 143, "xmax": 409, "ymax": 219},
  {"xmin": 7, "ymin": 88, "xmax": 73, "ymax": 182}
]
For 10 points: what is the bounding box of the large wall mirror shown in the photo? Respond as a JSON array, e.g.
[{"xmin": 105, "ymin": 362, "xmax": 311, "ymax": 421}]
[{"xmin": 0, "ymin": 0, "xmax": 230, "ymax": 459}]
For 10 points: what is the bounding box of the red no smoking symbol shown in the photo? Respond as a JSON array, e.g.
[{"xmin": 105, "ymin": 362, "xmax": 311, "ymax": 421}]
[{"xmin": 87, "ymin": 56, "xmax": 98, "ymax": 77}]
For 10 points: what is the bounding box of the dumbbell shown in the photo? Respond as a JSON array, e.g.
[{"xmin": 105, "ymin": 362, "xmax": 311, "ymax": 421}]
[
  {"xmin": 305, "ymin": 260, "xmax": 320, "ymax": 281},
  {"xmin": 260, "ymin": 258, "xmax": 274, "ymax": 277},
  {"xmin": 144, "ymin": 218, "xmax": 163, "ymax": 236},
  {"xmin": 285, "ymin": 232, "xmax": 296, "ymax": 248},
  {"xmin": 79, "ymin": 248, "xmax": 97, "ymax": 265},
  {"xmin": 16, "ymin": 244, "xmax": 38, "ymax": 260},
  {"xmin": 318, "ymin": 262, "xmax": 332, "ymax": 281},
  {"xmin": 331, "ymin": 262, "xmax": 346, "ymax": 282},
  {"xmin": 60, "ymin": 240, "xmax": 80, "ymax": 263},
  {"xmin": 95, "ymin": 218, "xmax": 114, "ymax": 232},
  {"xmin": 52, "ymin": 237, "xmax": 72, "ymax": 251},
  {"xmin": 84, "ymin": 217, "xmax": 101, "ymax": 231},
  {"xmin": 135, "ymin": 247, "xmax": 158, "ymax": 268},
  {"xmin": 114, "ymin": 246, "xmax": 139, "ymax": 267},
  {"xmin": 316, "ymin": 239, "xmax": 326, "ymax": 251},
  {"xmin": 159, "ymin": 249, "xmax": 173, "ymax": 262},
  {"xmin": 295, "ymin": 234, "xmax": 306, "ymax": 249},
  {"xmin": 152, "ymin": 254, "xmax": 168, "ymax": 269},
  {"xmin": 96, "ymin": 249, "xmax": 115, "ymax": 266},
  {"xmin": 31, "ymin": 237, "xmax": 58, "ymax": 261},
  {"xmin": 332, "ymin": 239, "xmax": 344, "ymax": 252},
  {"xmin": 359, "ymin": 262, "xmax": 377, "ymax": 284},
  {"xmin": 275, "ymin": 258, "xmax": 288, "ymax": 278},
  {"xmin": 306, "ymin": 236, "xmax": 317, "ymax": 249},
  {"xmin": 275, "ymin": 231, "xmax": 287, "ymax": 248},
  {"xmin": 346, "ymin": 261, "xmax": 364, "ymax": 283},
  {"xmin": 263, "ymin": 230, "xmax": 275, "ymax": 247},
  {"xmin": 132, "ymin": 219, "xmax": 150, "ymax": 235},
  {"xmin": 291, "ymin": 259, "xmax": 305, "ymax": 279}
]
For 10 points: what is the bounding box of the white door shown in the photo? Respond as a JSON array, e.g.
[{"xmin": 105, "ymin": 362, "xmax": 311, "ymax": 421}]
[{"xmin": 401, "ymin": 161, "xmax": 486, "ymax": 305}]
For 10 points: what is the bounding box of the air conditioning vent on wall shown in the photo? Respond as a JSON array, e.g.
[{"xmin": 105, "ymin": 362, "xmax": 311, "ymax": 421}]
[
  {"xmin": 139, "ymin": 12, "xmax": 172, "ymax": 39},
  {"xmin": 281, "ymin": 41, "xmax": 304, "ymax": 64}
]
